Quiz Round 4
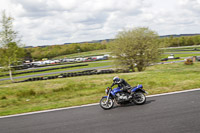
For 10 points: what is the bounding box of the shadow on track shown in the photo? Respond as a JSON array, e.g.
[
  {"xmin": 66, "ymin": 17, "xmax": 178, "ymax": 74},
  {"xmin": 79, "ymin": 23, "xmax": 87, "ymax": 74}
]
[{"xmin": 111, "ymin": 99, "xmax": 156, "ymax": 109}]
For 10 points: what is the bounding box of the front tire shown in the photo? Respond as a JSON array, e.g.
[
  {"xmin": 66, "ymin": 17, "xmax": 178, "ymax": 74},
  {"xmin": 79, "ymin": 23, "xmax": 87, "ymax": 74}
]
[
  {"xmin": 100, "ymin": 97, "xmax": 114, "ymax": 110},
  {"xmin": 133, "ymin": 92, "xmax": 146, "ymax": 105}
]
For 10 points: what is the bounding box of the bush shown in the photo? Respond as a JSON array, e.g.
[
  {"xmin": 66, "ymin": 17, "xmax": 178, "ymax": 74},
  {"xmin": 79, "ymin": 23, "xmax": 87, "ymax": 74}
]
[
  {"xmin": 1, "ymin": 96, "xmax": 7, "ymax": 100},
  {"xmin": 184, "ymin": 59, "xmax": 193, "ymax": 65}
]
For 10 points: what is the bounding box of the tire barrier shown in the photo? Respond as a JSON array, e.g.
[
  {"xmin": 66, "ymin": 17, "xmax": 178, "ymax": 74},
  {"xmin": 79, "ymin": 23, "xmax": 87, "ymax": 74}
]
[
  {"xmin": 0, "ymin": 64, "xmax": 89, "ymax": 77},
  {"xmin": 161, "ymin": 57, "xmax": 180, "ymax": 61},
  {"xmin": 18, "ymin": 69, "xmax": 125, "ymax": 83}
]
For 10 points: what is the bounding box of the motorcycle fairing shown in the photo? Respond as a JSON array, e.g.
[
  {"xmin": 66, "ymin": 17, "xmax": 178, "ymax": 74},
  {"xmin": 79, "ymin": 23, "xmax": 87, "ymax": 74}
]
[{"xmin": 131, "ymin": 85, "xmax": 144, "ymax": 92}]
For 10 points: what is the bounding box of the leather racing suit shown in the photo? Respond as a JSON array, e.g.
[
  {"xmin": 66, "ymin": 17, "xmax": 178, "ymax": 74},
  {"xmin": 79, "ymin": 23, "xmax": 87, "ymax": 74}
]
[{"xmin": 111, "ymin": 78, "xmax": 131, "ymax": 92}]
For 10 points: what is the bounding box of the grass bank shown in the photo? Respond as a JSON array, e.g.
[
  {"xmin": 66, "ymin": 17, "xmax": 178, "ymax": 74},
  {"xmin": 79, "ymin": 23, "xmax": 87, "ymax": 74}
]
[{"xmin": 1, "ymin": 62, "xmax": 200, "ymax": 116}]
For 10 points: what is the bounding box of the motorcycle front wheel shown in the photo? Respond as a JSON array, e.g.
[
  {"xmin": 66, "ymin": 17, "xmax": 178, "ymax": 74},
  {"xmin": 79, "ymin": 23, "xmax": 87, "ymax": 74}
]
[
  {"xmin": 133, "ymin": 92, "xmax": 146, "ymax": 105},
  {"xmin": 100, "ymin": 97, "xmax": 114, "ymax": 110}
]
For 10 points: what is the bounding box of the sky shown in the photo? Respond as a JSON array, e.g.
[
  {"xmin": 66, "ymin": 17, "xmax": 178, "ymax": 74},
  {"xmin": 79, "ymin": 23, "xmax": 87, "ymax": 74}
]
[{"xmin": 0, "ymin": 0, "xmax": 200, "ymax": 46}]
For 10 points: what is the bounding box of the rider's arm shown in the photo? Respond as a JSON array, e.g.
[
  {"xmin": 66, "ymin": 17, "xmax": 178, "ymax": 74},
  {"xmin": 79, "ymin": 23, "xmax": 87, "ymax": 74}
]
[
  {"xmin": 117, "ymin": 79, "xmax": 123, "ymax": 84},
  {"xmin": 111, "ymin": 82, "xmax": 115, "ymax": 88}
]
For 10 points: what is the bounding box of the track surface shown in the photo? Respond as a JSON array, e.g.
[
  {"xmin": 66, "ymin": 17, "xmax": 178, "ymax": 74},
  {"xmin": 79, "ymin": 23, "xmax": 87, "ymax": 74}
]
[{"xmin": 1, "ymin": 90, "xmax": 200, "ymax": 133}]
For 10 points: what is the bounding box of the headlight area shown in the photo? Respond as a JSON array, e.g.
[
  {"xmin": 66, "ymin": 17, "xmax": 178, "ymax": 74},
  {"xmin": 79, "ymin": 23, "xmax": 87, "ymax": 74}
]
[{"xmin": 105, "ymin": 89, "xmax": 108, "ymax": 94}]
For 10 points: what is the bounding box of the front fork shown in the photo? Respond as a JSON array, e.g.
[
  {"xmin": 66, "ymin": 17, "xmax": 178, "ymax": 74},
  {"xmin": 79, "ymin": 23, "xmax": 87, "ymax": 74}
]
[{"xmin": 106, "ymin": 90, "xmax": 111, "ymax": 104}]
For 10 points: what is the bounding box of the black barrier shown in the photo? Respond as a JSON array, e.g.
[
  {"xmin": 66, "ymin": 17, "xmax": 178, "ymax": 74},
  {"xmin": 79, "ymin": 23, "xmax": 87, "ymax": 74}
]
[
  {"xmin": 17, "ymin": 69, "xmax": 128, "ymax": 83},
  {"xmin": 0, "ymin": 64, "xmax": 89, "ymax": 77}
]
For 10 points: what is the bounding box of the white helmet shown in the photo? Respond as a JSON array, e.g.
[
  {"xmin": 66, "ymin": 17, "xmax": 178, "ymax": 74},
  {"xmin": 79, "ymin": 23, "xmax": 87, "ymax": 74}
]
[{"xmin": 113, "ymin": 76, "xmax": 120, "ymax": 82}]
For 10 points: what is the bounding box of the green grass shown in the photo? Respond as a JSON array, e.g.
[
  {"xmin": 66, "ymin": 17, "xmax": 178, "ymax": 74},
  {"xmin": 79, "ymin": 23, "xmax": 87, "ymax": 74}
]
[
  {"xmin": 161, "ymin": 53, "xmax": 200, "ymax": 59},
  {"xmin": 1, "ymin": 62, "xmax": 200, "ymax": 116},
  {"xmin": 164, "ymin": 50, "xmax": 200, "ymax": 53},
  {"xmin": 162, "ymin": 46, "xmax": 200, "ymax": 58},
  {"xmin": 163, "ymin": 45, "xmax": 200, "ymax": 50}
]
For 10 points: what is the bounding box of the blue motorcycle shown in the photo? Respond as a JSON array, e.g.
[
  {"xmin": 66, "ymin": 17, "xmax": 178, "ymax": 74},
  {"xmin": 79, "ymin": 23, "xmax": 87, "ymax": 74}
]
[{"xmin": 100, "ymin": 85, "xmax": 148, "ymax": 110}]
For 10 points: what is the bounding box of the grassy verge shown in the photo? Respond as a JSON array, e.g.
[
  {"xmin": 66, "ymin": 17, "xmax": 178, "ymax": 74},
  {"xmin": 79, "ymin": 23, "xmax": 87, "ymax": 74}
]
[
  {"xmin": 162, "ymin": 45, "xmax": 200, "ymax": 58},
  {"xmin": 1, "ymin": 62, "xmax": 200, "ymax": 116},
  {"xmin": 163, "ymin": 45, "xmax": 200, "ymax": 50},
  {"xmin": 161, "ymin": 53, "xmax": 200, "ymax": 59}
]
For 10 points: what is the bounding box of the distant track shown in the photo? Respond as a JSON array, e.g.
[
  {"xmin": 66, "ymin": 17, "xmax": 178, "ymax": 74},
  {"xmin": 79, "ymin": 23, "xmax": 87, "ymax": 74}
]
[
  {"xmin": 16, "ymin": 60, "xmax": 111, "ymax": 72},
  {"xmin": 0, "ymin": 65, "xmax": 112, "ymax": 81}
]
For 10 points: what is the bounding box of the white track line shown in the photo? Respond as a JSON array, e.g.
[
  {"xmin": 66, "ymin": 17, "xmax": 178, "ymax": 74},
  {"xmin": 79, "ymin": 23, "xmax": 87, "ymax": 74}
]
[
  {"xmin": 146, "ymin": 88, "xmax": 200, "ymax": 98},
  {"xmin": 1, "ymin": 88, "xmax": 200, "ymax": 119}
]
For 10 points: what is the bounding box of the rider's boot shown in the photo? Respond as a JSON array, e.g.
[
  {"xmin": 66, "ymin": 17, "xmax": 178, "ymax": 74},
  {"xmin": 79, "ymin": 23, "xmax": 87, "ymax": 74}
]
[{"xmin": 128, "ymin": 92, "xmax": 134, "ymax": 99}]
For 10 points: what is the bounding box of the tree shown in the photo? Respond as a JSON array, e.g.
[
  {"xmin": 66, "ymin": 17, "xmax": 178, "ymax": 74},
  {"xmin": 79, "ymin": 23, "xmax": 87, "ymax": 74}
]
[
  {"xmin": 0, "ymin": 11, "xmax": 25, "ymax": 82},
  {"xmin": 111, "ymin": 27, "xmax": 162, "ymax": 72},
  {"xmin": 186, "ymin": 37, "xmax": 194, "ymax": 46}
]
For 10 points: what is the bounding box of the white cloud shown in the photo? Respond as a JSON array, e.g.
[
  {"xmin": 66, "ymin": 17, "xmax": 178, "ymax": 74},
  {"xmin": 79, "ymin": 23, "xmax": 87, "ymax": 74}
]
[{"xmin": 0, "ymin": 0, "xmax": 200, "ymax": 46}]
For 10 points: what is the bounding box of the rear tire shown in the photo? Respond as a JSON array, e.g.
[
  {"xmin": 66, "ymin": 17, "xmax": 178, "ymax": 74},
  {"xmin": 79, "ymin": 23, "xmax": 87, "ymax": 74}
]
[
  {"xmin": 133, "ymin": 92, "xmax": 146, "ymax": 105},
  {"xmin": 100, "ymin": 97, "xmax": 114, "ymax": 110}
]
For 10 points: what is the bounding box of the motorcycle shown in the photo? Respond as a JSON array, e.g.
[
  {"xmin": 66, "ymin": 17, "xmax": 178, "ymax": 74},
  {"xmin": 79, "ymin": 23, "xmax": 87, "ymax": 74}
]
[{"xmin": 100, "ymin": 84, "xmax": 148, "ymax": 110}]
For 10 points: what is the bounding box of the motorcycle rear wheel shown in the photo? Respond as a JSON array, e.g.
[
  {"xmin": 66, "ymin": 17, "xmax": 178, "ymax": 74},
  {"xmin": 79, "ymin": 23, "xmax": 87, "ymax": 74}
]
[
  {"xmin": 100, "ymin": 97, "xmax": 114, "ymax": 110},
  {"xmin": 133, "ymin": 92, "xmax": 146, "ymax": 105}
]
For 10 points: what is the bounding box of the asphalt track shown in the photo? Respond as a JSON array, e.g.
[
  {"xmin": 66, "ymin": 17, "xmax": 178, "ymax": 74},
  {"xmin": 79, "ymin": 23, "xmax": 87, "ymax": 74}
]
[{"xmin": 1, "ymin": 89, "xmax": 200, "ymax": 133}]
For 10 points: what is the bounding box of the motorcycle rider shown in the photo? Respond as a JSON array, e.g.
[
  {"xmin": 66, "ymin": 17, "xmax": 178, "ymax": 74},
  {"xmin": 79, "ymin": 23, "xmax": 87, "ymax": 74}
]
[{"xmin": 111, "ymin": 76, "xmax": 132, "ymax": 99}]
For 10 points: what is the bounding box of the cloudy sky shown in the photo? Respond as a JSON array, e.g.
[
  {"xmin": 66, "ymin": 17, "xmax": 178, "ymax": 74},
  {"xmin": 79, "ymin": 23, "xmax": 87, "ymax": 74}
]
[{"xmin": 0, "ymin": 0, "xmax": 200, "ymax": 46}]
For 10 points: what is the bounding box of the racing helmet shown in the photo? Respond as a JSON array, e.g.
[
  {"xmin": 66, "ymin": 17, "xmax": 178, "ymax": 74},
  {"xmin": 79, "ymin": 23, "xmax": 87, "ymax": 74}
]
[{"xmin": 113, "ymin": 76, "xmax": 120, "ymax": 82}]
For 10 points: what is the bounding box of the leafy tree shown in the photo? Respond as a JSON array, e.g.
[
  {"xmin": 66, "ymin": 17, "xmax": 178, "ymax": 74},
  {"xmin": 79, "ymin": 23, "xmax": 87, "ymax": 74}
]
[
  {"xmin": 28, "ymin": 42, "xmax": 107, "ymax": 60},
  {"xmin": 162, "ymin": 35, "xmax": 200, "ymax": 47},
  {"xmin": 0, "ymin": 11, "xmax": 25, "ymax": 82},
  {"xmin": 111, "ymin": 27, "xmax": 162, "ymax": 72},
  {"xmin": 193, "ymin": 35, "xmax": 200, "ymax": 45},
  {"xmin": 179, "ymin": 37, "xmax": 185, "ymax": 46},
  {"xmin": 24, "ymin": 49, "xmax": 32, "ymax": 61},
  {"xmin": 186, "ymin": 37, "xmax": 194, "ymax": 46}
]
